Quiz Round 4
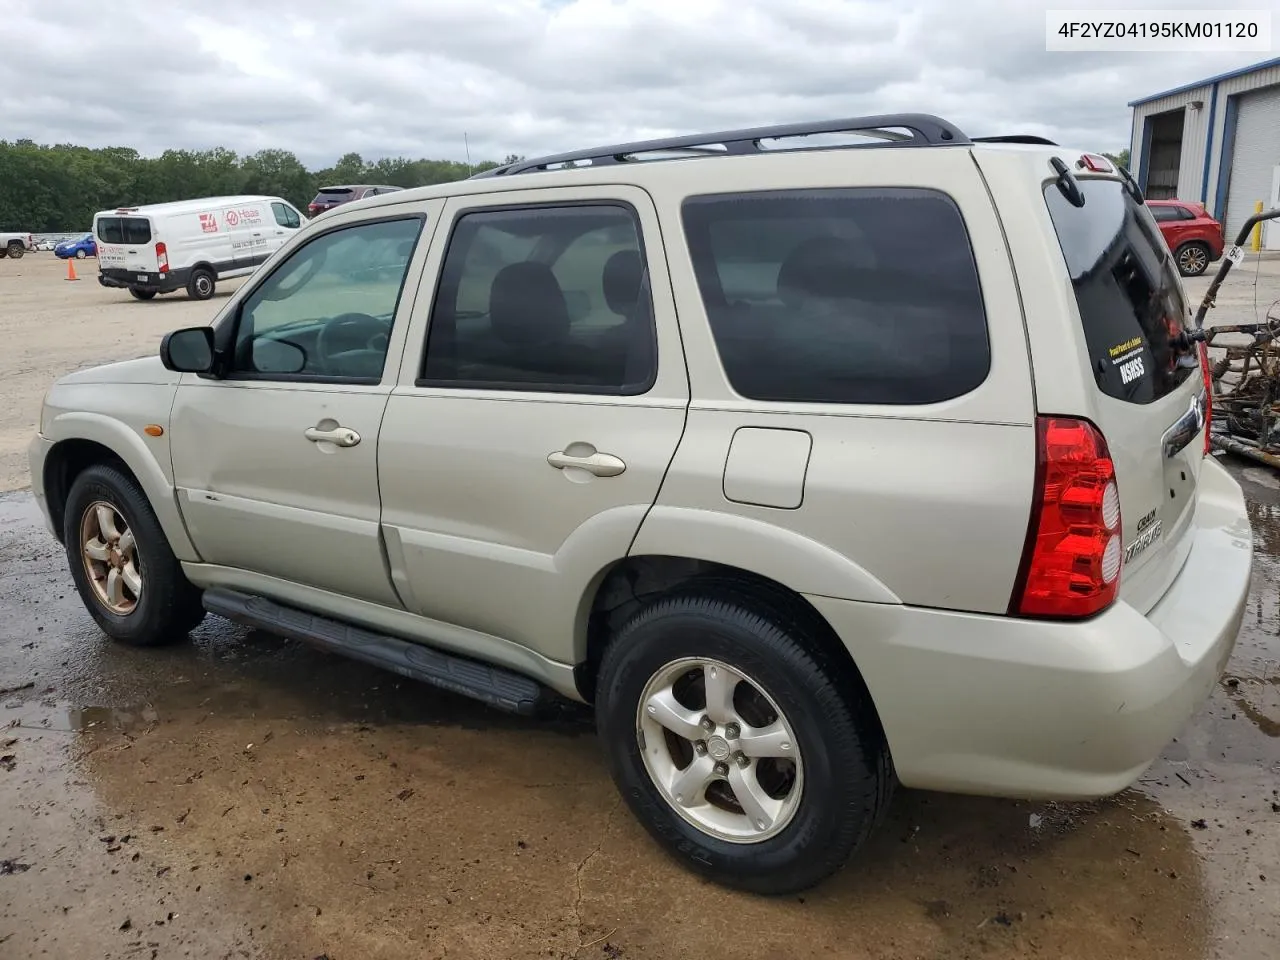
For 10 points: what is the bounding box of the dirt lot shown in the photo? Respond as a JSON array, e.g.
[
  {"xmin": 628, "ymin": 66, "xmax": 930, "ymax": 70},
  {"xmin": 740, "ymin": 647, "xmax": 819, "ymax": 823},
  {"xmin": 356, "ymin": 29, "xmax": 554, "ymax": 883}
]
[{"xmin": 1, "ymin": 251, "xmax": 1279, "ymax": 959}]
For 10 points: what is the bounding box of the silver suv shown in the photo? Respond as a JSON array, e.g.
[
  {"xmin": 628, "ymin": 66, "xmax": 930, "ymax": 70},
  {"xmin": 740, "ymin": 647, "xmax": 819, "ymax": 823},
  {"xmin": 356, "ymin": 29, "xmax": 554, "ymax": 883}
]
[{"xmin": 29, "ymin": 114, "xmax": 1253, "ymax": 894}]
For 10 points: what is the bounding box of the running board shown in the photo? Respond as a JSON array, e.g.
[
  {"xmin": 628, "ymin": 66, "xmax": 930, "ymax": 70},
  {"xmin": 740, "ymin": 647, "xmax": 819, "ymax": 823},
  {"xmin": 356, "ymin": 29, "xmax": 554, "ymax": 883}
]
[{"xmin": 202, "ymin": 588, "xmax": 551, "ymax": 716}]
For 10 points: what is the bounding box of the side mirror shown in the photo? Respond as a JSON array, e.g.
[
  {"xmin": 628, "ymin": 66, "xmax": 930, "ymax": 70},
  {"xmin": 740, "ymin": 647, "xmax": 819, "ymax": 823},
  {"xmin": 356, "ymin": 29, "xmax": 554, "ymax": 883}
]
[
  {"xmin": 251, "ymin": 338, "xmax": 307, "ymax": 374},
  {"xmin": 160, "ymin": 326, "xmax": 215, "ymax": 373}
]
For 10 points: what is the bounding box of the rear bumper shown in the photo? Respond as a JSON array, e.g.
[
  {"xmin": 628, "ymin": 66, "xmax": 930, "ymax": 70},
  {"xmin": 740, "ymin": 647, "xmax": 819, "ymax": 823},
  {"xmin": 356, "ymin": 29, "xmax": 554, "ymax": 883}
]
[
  {"xmin": 810, "ymin": 456, "xmax": 1251, "ymax": 800},
  {"xmin": 98, "ymin": 267, "xmax": 189, "ymax": 294}
]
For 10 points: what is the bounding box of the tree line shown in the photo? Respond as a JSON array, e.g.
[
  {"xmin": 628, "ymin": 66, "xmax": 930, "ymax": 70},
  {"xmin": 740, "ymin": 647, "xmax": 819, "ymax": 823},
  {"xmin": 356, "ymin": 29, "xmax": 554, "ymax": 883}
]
[{"xmin": 0, "ymin": 141, "xmax": 515, "ymax": 232}]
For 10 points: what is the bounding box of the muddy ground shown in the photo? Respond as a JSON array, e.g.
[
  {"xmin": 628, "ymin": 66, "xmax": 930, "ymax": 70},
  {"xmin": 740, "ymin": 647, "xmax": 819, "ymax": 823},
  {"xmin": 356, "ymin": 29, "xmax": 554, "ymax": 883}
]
[{"xmin": 1, "ymin": 252, "xmax": 1278, "ymax": 959}]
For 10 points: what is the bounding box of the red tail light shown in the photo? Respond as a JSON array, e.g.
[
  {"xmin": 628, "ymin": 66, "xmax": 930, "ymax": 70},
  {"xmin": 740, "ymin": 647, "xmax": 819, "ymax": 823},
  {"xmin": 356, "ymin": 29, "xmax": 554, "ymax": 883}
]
[
  {"xmin": 308, "ymin": 204, "xmax": 320, "ymax": 214},
  {"xmin": 1198, "ymin": 342, "xmax": 1212, "ymax": 455},
  {"xmin": 156, "ymin": 241, "xmax": 169, "ymax": 274},
  {"xmin": 1011, "ymin": 417, "xmax": 1122, "ymax": 619}
]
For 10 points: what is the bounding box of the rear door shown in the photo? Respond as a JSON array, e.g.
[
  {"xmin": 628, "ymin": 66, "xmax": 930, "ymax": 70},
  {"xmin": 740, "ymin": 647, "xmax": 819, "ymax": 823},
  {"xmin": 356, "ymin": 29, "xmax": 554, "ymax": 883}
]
[
  {"xmin": 95, "ymin": 215, "xmax": 158, "ymax": 276},
  {"xmin": 1035, "ymin": 171, "xmax": 1206, "ymax": 612},
  {"xmin": 376, "ymin": 185, "xmax": 688, "ymax": 666}
]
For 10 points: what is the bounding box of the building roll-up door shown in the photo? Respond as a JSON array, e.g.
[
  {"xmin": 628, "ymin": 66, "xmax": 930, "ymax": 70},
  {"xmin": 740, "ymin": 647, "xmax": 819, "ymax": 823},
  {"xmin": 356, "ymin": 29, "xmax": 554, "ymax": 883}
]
[{"xmin": 1223, "ymin": 84, "xmax": 1280, "ymax": 243}]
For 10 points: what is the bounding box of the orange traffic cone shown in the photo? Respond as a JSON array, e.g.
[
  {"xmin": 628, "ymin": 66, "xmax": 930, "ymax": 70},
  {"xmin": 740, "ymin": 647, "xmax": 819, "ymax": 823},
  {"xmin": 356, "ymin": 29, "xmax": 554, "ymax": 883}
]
[{"xmin": 66, "ymin": 259, "xmax": 78, "ymax": 281}]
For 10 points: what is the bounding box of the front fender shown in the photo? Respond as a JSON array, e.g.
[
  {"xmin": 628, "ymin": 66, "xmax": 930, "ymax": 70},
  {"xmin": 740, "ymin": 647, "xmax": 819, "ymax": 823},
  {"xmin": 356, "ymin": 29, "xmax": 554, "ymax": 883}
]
[{"xmin": 42, "ymin": 404, "xmax": 200, "ymax": 563}]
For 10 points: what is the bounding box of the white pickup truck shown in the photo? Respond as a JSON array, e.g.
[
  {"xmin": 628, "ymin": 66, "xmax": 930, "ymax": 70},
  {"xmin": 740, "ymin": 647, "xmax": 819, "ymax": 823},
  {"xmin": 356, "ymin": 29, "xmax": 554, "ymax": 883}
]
[{"xmin": 0, "ymin": 231, "xmax": 34, "ymax": 259}]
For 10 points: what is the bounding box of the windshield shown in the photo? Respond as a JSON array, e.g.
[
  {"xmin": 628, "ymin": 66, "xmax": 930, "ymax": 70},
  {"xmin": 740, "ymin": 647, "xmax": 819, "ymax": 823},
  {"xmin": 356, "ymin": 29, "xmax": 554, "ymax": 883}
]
[{"xmin": 1043, "ymin": 177, "xmax": 1196, "ymax": 404}]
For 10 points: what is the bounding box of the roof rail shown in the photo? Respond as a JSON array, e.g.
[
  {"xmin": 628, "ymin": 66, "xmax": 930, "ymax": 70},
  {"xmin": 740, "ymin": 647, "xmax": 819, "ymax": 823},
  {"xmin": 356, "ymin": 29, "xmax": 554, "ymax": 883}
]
[
  {"xmin": 971, "ymin": 135, "xmax": 1059, "ymax": 146},
  {"xmin": 471, "ymin": 113, "xmax": 971, "ymax": 179}
]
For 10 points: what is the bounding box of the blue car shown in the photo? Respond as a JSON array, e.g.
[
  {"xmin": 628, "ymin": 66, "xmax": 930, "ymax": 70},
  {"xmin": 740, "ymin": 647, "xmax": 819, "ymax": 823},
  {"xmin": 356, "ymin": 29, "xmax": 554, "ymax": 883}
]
[{"xmin": 55, "ymin": 233, "xmax": 97, "ymax": 259}]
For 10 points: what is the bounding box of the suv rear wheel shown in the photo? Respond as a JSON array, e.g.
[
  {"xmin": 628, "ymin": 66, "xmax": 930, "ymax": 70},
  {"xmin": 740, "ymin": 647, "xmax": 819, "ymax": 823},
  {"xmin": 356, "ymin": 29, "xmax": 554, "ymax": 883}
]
[
  {"xmin": 6, "ymin": 241, "xmax": 24, "ymax": 259},
  {"xmin": 596, "ymin": 594, "xmax": 891, "ymax": 894},
  {"xmin": 63, "ymin": 464, "xmax": 205, "ymax": 646}
]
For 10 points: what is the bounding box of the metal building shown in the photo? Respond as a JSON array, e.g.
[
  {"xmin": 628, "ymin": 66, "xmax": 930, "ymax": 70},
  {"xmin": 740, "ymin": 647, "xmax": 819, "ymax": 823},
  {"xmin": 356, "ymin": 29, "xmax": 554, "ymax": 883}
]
[{"xmin": 1129, "ymin": 56, "xmax": 1280, "ymax": 250}]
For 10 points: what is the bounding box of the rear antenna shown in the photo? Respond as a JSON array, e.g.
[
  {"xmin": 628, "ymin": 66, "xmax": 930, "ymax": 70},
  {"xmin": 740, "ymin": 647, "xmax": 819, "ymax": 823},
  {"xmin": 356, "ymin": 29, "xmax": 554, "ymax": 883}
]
[{"xmin": 464, "ymin": 132, "xmax": 473, "ymax": 176}]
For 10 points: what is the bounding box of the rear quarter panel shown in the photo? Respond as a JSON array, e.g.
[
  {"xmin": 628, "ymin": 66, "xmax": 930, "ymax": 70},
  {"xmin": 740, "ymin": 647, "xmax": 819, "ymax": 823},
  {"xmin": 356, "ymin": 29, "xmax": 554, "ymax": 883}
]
[{"xmin": 635, "ymin": 148, "xmax": 1037, "ymax": 613}]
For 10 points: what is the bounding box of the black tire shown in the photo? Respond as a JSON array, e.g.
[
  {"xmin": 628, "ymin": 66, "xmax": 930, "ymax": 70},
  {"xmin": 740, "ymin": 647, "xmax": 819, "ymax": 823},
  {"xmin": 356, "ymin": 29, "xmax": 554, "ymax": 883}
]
[
  {"xmin": 7, "ymin": 242, "xmax": 24, "ymax": 260},
  {"xmin": 63, "ymin": 463, "xmax": 205, "ymax": 646},
  {"xmin": 0, "ymin": 248, "xmax": 8, "ymax": 259},
  {"xmin": 187, "ymin": 268, "xmax": 215, "ymax": 300},
  {"xmin": 596, "ymin": 593, "xmax": 891, "ymax": 895},
  {"xmin": 129, "ymin": 288, "xmax": 157, "ymax": 301},
  {"xmin": 1175, "ymin": 241, "xmax": 1211, "ymax": 277},
  {"xmin": 74, "ymin": 249, "xmax": 86, "ymax": 260}
]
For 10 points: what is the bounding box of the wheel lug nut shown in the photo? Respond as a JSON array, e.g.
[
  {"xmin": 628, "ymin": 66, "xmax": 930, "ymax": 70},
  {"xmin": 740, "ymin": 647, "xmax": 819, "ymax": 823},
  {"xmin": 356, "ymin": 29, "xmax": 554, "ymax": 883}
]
[
  {"xmin": 700, "ymin": 715, "xmax": 715, "ymax": 732},
  {"xmin": 725, "ymin": 723, "xmax": 740, "ymax": 739},
  {"xmin": 694, "ymin": 741, "xmax": 707, "ymax": 755},
  {"xmin": 735, "ymin": 752, "xmax": 750, "ymax": 768},
  {"xmin": 714, "ymin": 762, "xmax": 729, "ymax": 777}
]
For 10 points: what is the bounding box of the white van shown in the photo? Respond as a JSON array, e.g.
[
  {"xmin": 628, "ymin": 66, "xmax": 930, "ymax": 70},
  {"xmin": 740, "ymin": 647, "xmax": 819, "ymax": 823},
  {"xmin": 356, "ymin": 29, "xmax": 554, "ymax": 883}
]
[{"xmin": 93, "ymin": 195, "xmax": 307, "ymax": 301}]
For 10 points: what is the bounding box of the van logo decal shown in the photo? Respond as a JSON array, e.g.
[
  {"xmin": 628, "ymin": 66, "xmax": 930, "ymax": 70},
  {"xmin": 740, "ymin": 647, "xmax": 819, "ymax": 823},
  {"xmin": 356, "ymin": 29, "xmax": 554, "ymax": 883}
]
[
  {"xmin": 225, "ymin": 209, "xmax": 240, "ymax": 227},
  {"xmin": 199, "ymin": 213, "xmax": 219, "ymax": 233}
]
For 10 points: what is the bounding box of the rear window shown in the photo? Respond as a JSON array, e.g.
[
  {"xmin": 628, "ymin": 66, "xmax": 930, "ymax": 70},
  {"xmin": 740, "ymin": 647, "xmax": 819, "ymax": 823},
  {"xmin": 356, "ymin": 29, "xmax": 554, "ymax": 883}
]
[
  {"xmin": 96, "ymin": 216, "xmax": 152, "ymax": 244},
  {"xmin": 1043, "ymin": 178, "xmax": 1196, "ymax": 404},
  {"xmin": 681, "ymin": 188, "xmax": 990, "ymax": 405},
  {"xmin": 313, "ymin": 189, "xmax": 354, "ymax": 203}
]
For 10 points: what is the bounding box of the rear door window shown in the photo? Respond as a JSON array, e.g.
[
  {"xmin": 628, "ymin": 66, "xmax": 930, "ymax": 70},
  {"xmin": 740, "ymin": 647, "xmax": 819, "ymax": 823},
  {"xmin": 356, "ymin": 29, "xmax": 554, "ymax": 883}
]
[
  {"xmin": 98, "ymin": 217, "xmax": 152, "ymax": 244},
  {"xmin": 1043, "ymin": 179, "xmax": 1196, "ymax": 404},
  {"xmin": 681, "ymin": 188, "xmax": 990, "ymax": 405}
]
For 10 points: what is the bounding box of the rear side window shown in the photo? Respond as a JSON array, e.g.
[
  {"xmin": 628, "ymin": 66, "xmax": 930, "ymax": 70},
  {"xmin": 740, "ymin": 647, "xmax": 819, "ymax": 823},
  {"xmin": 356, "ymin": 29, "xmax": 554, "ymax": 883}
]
[
  {"xmin": 96, "ymin": 216, "xmax": 152, "ymax": 244},
  {"xmin": 1043, "ymin": 179, "xmax": 1196, "ymax": 404},
  {"xmin": 681, "ymin": 188, "xmax": 990, "ymax": 405}
]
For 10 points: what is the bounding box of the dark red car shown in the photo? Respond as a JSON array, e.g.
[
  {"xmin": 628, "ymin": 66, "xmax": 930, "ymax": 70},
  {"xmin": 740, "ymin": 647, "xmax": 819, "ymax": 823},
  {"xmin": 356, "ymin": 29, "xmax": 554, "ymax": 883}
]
[
  {"xmin": 307, "ymin": 184, "xmax": 403, "ymax": 217},
  {"xmin": 1147, "ymin": 199, "xmax": 1224, "ymax": 277}
]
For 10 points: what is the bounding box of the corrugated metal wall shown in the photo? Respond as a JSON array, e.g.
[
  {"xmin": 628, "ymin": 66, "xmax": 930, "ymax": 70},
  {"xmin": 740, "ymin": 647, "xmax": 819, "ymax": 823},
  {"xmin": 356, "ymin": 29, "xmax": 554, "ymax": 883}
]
[
  {"xmin": 1204, "ymin": 62, "xmax": 1280, "ymax": 218},
  {"xmin": 1223, "ymin": 84, "xmax": 1280, "ymax": 242},
  {"xmin": 1129, "ymin": 86, "xmax": 1211, "ymax": 201}
]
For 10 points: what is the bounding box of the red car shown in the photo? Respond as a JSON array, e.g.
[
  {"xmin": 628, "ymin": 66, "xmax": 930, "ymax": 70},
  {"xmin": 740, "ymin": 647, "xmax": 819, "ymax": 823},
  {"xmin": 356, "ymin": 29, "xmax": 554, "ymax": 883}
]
[{"xmin": 1146, "ymin": 199, "xmax": 1224, "ymax": 277}]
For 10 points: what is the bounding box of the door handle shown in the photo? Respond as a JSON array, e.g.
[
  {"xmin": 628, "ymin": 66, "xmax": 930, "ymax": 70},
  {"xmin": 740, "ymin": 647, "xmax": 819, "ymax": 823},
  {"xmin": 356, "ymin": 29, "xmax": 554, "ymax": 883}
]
[
  {"xmin": 304, "ymin": 426, "xmax": 361, "ymax": 447},
  {"xmin": 547, "ymin": 449, "xmax": 626, "ymax": 477}
]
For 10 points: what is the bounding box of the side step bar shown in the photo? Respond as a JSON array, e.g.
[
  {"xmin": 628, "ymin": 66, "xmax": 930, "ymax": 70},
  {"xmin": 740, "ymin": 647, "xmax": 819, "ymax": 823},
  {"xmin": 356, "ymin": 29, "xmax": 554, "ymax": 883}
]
[{"xmin": 202, "ymin": 588, "xmax": 552, "ymax": 717}]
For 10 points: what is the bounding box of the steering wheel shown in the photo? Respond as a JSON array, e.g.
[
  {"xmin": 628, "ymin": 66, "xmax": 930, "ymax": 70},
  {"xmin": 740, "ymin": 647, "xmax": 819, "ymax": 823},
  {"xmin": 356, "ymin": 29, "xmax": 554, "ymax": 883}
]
[{"xmin": 315, "ymin": 312, "xmax": 391, "ymax": 376}]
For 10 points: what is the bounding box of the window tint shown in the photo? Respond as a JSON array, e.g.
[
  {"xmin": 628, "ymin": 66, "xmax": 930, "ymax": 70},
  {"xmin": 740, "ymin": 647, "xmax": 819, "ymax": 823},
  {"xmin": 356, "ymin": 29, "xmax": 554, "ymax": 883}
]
[
  {"xmin": 313, "ymin": 188, "xmax": 354, "ymax": 204},
  {"xmin": 96, "ymin": 216, "xmax": 152, "ymax": 244},
  {"xmin": 681, "ymin": 188, "xmax": 990, "ymax": 405},
  {"xmin": 1043, "ymin": 179, "xmax": 1196, "ymax": 403},
  {"xmin": 420, "ymin": 204, "xmax": 656, "ymax": 394},
  {"xmin": 271, "ymin": 202, "xmax": 301, "ymax": 228},
  {"xmin": 1150, "ymin": 205, "xmax": 1180, "ymax": 222},
  {"xmin": 231, "ymin": 217, "xmax": 423, "ymax": 382}
]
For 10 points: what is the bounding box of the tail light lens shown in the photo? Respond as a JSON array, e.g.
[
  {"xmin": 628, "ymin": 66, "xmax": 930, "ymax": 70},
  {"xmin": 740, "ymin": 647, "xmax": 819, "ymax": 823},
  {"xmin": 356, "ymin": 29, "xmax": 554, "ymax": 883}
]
[
  {"xmin": 156, "ymin": 241, "xmax": 169, "ymax": 273},
  {"xmin": 1011, "ymin": 416, "xmax": 1122, "ymax": 619},
  {"xmin": 1198, "ymin": 342, "xmax": 1212, "ymax": 455}
]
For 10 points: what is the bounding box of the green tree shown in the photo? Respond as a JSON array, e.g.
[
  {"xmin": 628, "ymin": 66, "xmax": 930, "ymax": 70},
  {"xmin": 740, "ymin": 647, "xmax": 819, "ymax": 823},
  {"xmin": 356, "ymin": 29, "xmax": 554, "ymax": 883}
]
[{"xmin": 0, "ymin": 140, "xmax": 504, "ymax": 232}]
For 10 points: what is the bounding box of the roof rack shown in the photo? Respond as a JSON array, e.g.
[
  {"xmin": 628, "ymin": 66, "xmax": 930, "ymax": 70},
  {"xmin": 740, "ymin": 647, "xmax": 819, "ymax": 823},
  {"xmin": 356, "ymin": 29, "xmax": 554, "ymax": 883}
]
[
  {"xmin": 971, "ymin": 135, "xmax": 1059, "ymax": 146},
  {"xmin": 471, "ymin": 113, "xmax": 971, "ymax": 179}
]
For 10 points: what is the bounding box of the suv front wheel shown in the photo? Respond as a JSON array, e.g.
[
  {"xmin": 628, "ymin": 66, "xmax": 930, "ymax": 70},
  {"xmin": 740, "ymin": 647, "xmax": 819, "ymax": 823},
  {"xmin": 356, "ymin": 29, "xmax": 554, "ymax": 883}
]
[
  {"xmin": 596, "ymin": 593, "xmax": 892, "ymax": 894},
  {"xmin": 63, "ymin": 464, "xmax": 206, "ymax": 646}
]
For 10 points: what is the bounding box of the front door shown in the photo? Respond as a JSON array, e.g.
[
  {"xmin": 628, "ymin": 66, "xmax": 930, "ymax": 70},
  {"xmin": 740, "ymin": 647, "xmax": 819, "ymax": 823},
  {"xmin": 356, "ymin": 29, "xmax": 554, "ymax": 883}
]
[
  {"xmin": 170, "ymin": 209, "xmax": 436, "ymax": 606},
  {"xmin": 270, "ymin": 201, "xmax": 305, "ymax": 258},
  {"xmin": 377, "ymin": 186, "xmax": 689, "ymax": 666}
]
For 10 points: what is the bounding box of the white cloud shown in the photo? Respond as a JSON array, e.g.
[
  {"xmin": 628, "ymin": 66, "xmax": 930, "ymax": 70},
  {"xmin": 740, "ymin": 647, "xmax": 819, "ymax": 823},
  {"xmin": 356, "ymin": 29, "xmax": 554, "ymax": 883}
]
[{"xmin": 1, "ymin": 0, "xmax": 1274, "ymax": 166}]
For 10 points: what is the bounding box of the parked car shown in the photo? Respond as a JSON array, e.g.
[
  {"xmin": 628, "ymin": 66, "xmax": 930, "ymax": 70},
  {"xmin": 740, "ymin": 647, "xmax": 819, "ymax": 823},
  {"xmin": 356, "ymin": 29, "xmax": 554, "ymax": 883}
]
[
  {"xmin": 1147, "ymin": 199, "xmax": 1224, "ymax": 276},
  {"xmin": 93, "ymin": 195, "xmax": 307, "ymax": 301},
  {"xmin": 0, "ymin": 231, "xmax": 33, "ymax": 258},
  {"xmin": 307, "ymin": 184, "xmax": 403, "ymax": 216},
  {"xmin": 35, "ymin": 238, "xmax": 58, "ymax": 252},
  {"xmin": 29, "ymin": 115, "xmax": 1251, "ymax": 896},
  {"xmin": 55, "ymin": 233, "xmax": 97, "ymax": 259}
]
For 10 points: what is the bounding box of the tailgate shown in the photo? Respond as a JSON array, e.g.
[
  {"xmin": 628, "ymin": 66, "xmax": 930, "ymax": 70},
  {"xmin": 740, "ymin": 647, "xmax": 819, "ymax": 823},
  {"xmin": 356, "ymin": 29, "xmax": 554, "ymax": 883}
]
[{"xmin": 1041, "ymin": 174, "xmax": 1206, "ymax": 614}]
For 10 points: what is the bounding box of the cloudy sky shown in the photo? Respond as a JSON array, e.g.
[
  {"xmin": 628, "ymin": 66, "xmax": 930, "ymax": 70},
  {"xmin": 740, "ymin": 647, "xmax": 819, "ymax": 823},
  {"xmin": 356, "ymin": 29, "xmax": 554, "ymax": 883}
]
[{"xmin": 3, "ymin": 0, "xmax": 1275, "ymax": 168}]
